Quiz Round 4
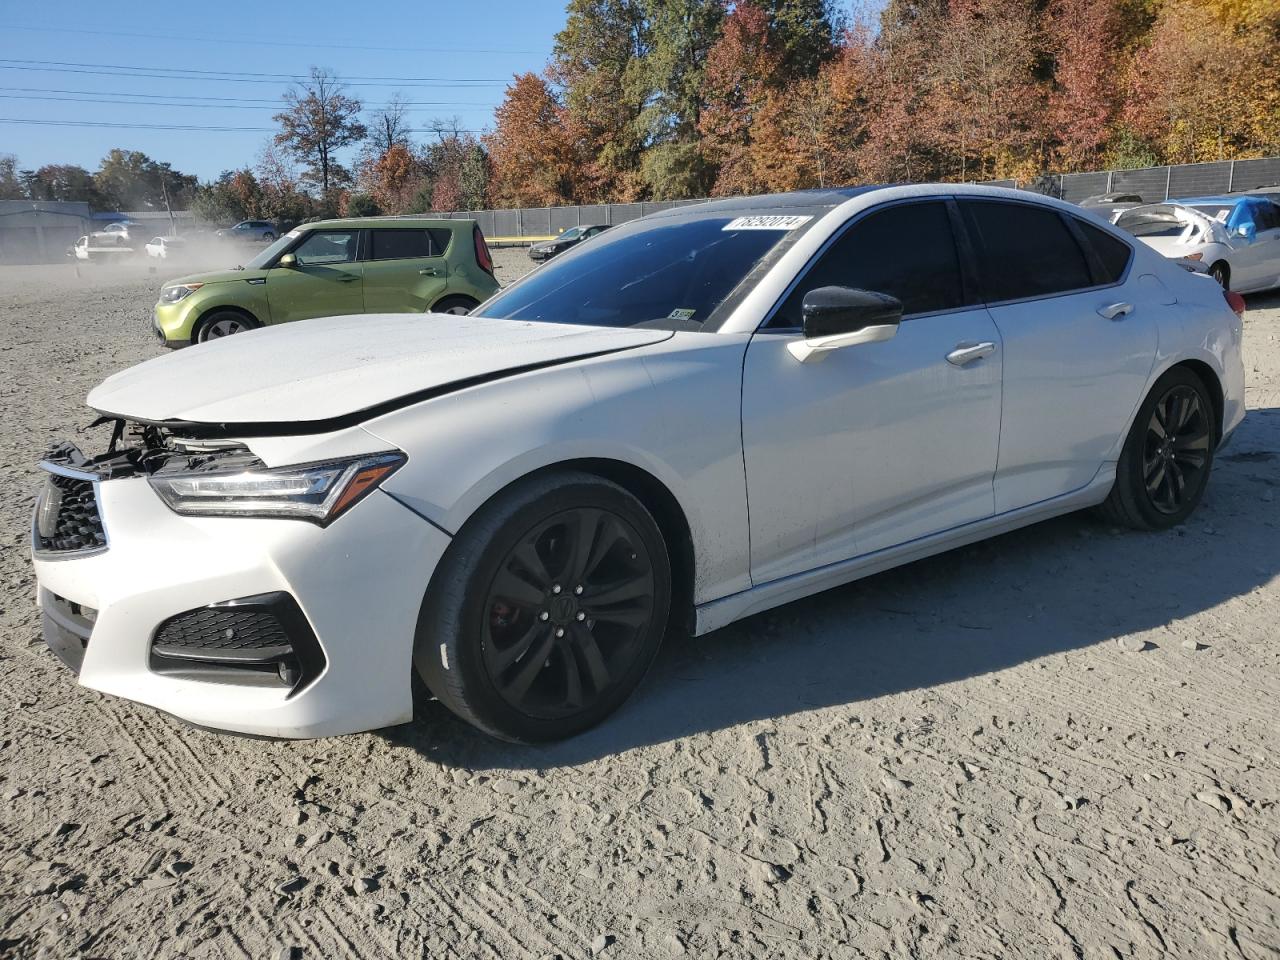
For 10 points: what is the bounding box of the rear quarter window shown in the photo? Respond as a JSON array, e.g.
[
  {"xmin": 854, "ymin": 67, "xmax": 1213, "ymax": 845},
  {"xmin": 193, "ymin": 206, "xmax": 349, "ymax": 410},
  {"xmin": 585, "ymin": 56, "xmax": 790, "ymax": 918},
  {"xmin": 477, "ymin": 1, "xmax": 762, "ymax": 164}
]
[{"xmin": 1073, "ymin": 220, "xmax": 1133, "ymax": 284}]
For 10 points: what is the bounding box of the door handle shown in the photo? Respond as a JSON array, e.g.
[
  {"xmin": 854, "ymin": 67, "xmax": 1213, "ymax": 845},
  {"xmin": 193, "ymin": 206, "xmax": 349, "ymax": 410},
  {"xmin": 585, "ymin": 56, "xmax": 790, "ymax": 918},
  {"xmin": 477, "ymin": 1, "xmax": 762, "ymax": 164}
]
[
  {"xmin": 946, "ymin": 341, "xmax": 997, "ymax": 366},
  {"xmin": 338, "ymin": 274, "xmax": 358, "ymax": 283},
  {"xmin": 419, "ymin": 267, "xmax": 441, "ymax": 276},
  {"xmin": 1097, "ymin": 301, "xmax": 1133, "ymax": 320}
]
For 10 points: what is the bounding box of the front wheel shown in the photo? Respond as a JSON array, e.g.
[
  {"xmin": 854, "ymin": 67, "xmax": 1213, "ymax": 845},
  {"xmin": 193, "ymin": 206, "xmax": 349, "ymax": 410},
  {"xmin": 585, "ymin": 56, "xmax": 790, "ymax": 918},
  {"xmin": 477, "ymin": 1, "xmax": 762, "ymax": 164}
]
[
  {"xmin": 196, "ymin": 311, "xmax": 259, "ymax": 343},
  {"xmin": 1098, "ymin": 367, "xmax": 1216, "ymax": 530},
  {"xmin": 1210, "ymin": 261, "xmax": 1230, "ymax": 289},
  {"xmin": 416, "ymin": 471, "xmax": 672, "ymax": 742}
]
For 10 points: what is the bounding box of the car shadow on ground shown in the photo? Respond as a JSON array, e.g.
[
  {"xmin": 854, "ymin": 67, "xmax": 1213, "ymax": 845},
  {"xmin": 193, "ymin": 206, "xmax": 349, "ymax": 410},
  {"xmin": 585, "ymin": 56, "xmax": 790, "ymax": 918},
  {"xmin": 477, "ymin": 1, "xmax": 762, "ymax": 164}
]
[{"xmin": 383, "ymin": 404, "xmax": 1280, "ymax": 770}]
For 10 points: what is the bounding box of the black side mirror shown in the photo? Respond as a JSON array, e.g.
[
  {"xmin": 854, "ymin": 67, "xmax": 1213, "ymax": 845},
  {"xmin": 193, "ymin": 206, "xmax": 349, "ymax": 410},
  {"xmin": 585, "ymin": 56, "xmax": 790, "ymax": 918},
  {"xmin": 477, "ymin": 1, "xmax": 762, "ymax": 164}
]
[{"xmin": 791, "ymin": 286, "xmax": 902, "ymax": 362}]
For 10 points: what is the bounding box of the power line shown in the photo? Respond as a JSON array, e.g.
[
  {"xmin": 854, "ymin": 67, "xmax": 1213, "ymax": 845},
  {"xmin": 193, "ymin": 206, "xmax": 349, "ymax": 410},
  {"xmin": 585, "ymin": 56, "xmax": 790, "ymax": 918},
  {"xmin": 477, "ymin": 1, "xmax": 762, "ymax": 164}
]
[
  {"xmin": 5, "ymin": 24, "xmax": 545, "ymax": 56},
  {"xmin": 0, "ymin": 59, "xmax": 511, "ymax": 87},
  {"xmin": 0, "ymin": 86, "xmax": 499, "ymax": 107},
  {"xmin": 0, "ymin": 94, "xmax": 496, "ymax": 111},
  {"xmin": 0, "ymin": 117, "xmax": 486, "ymax": 134}
]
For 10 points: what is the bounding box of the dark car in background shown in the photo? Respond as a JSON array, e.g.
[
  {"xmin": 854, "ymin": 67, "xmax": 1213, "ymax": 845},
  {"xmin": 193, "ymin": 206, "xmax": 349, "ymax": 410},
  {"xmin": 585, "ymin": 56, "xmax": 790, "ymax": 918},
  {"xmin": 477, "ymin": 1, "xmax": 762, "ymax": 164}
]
[
  {"xmin": 529, "ymin": 224, "xmax": 610, "ymax": 262},
  {"xmin": 216, "ymin": 220, "xmax": 278, "ymax": 243}
]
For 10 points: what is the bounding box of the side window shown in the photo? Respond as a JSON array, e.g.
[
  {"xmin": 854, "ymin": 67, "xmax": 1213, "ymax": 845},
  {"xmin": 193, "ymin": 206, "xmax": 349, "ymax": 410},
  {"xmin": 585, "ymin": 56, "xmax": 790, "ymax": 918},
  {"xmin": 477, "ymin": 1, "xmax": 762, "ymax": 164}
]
[
  {"xmin": 370, "ymin": 229, "xmax": 436, "ymax": 261},
  {"xmin": 427, "ymin": 228, "xmax": 453, "ymax": 255},
  {"xmin": 291, "ymin": 230, "xmax": 358, "ymax": 265},
  {"xmin": 1073, "ymin": 219, "xmax": 1132, "ymax": 284},
  {"xmin": 961, "ymin": 200, "xmax": 1093, "ymax": 302},
  {"xmin": 771, "ymin": 201, "xmax": 965, "ymax": 327},
  {"xmin": 1252, "ymin": 201, "xmax": 1280, "ymax": 232}
]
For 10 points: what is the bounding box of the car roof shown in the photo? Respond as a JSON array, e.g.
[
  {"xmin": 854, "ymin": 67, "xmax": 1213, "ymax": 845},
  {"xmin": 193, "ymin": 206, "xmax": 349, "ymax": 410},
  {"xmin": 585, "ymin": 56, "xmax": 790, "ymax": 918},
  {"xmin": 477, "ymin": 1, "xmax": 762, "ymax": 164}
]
[
  {"xmin": 646, "ymin": 186, "xmax": 886, "ymax": 222},
  {"xmin": 1177, "ymin": 195, "xmax": 1245, "ymax": 206},
  {"xmin": 299, "ymin": 216, "xmax": 473, "ymax": 230}
]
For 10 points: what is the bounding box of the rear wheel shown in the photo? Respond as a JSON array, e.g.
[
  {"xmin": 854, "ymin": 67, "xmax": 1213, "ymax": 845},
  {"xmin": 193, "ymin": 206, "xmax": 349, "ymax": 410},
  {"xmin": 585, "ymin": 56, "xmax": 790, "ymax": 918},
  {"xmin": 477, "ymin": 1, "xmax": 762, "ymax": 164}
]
[
  {"xmin": 1210, "ymin": 261, "xmax": 1230, "ymax": 289},
  {"xmin": 431, "ymin": 295, "xmax": 480, "ymax": 316},
  {"xmin": 416, "ymin": 471, "xmax": 672, "ymax": 742},
  {"xmin": 196, "ymin": 310, "xmax": 259, "ymax": 343},
  {"xmin": 1098, "ymin": 367, "xmax": 1216, "ymax": 530}
]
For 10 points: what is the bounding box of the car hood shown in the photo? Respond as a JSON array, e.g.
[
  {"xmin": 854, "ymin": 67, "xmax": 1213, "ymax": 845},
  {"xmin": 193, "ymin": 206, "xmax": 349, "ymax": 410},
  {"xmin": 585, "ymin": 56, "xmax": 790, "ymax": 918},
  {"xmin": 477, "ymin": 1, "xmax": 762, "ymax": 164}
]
[
  {"xmin": 88, "ymin": 312, "xmax": 674, "ymax": 427},
  {"xmin": 163, "ymin": 268, "xmax": 269, "ymax": 286}
]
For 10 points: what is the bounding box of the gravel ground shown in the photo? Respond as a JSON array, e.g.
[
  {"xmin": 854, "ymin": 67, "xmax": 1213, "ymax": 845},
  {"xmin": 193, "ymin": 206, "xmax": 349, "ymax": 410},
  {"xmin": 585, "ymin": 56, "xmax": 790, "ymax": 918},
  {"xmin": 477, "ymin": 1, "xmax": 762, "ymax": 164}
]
[{"xmin": 1, "ymin": 251, "xmax": 1278, "ymax": 960}]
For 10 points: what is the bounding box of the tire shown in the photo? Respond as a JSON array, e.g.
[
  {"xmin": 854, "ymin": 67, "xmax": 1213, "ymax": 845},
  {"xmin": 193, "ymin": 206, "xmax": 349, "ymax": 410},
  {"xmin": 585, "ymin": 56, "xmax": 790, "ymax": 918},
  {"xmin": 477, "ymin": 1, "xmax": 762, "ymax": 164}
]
[
  {"xmin": 195, "ymin": 310, "xmax": 260, "ymax": 343},
  {"xmin": 430, "ymin": 295, "xmax": 480, "ymax": 316},
  {"xmin": 415, "ymin": 470, "xmax": 672, "ymax": 742},
  {"xmin": 1210, "ymin": 261, "xmax": 1230, "ymax": 290},
  {"xmin": 1098, "ymin": 366, "xmax": 1216, "ymax": 530},
  {"xmin": 263, "ymin": 232, "xmax": 276, "ymax": 242}
]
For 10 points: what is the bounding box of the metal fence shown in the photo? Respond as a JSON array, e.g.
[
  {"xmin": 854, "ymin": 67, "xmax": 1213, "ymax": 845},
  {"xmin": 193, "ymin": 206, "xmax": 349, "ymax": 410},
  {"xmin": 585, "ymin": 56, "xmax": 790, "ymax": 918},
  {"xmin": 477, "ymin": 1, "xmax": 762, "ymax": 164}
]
[{"xmin": 430, "ymin": 155, "xmax": 1280, "ymax": 239}]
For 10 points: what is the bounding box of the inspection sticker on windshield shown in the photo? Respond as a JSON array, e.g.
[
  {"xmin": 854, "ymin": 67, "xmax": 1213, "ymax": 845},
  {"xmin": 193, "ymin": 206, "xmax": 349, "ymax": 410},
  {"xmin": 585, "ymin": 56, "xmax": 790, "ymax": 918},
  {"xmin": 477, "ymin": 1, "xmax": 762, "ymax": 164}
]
[
  {"xmin": 723, "ymin": 215, "xmax": 812, "ymax": 231},
  {"xmin": 667, "ymin": 308, "xmax": 697, "ymax": 321}
]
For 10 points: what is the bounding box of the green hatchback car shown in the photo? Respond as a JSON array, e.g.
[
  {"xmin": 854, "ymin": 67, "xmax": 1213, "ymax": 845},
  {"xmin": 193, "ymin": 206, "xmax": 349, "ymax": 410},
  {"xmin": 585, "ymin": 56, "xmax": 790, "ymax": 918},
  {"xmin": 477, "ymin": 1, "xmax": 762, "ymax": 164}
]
[{"xmin": 152, "ymin": 217, "xmax": 500, "ymax": 347}]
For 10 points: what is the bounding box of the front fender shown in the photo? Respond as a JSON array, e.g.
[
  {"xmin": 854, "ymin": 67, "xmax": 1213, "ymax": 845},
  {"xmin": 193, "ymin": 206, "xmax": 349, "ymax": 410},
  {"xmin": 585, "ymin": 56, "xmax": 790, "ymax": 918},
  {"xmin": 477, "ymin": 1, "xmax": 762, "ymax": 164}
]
[{"xmin": 363, "ymin": 334, "xmax": 754, "ymax": 604}]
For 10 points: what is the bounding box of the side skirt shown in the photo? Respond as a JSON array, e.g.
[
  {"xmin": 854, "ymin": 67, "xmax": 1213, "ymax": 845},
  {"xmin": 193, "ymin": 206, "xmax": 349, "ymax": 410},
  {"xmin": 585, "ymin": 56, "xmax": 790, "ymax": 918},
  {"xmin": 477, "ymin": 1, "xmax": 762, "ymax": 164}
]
[{"xmin": 693, "ymin": 468, "xmax": 1115, "ymax": 636}]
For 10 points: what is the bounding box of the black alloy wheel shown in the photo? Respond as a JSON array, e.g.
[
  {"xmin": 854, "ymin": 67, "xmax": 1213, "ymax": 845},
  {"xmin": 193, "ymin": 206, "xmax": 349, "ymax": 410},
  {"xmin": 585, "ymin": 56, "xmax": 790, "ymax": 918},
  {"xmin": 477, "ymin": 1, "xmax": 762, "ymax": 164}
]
[
  {"xmin": 481, "ymin": 508, "xmax": 656, "ymax": 720},
  {"xmin": 1098, "ymin": 366, "xmax": 1216, "ymax": 530},
  {"xmin": 416, "ymin": 470, "xmax": 672, "ymax": 742},
  {"xmin": 1142, "ymin": 384, "xmax": 1212, "ymax": 515}
]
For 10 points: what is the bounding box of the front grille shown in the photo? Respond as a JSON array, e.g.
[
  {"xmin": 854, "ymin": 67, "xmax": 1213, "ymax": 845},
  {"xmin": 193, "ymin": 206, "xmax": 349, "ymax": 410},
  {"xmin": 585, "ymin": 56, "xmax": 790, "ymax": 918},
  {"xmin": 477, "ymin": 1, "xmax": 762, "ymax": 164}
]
[
  {"xmin": 35, "ymin": 474, "xmax": 106, "ymax": 554},
  {"xmin": 153, "ymin": 607, "xmax": 292, "ymax": 661}
]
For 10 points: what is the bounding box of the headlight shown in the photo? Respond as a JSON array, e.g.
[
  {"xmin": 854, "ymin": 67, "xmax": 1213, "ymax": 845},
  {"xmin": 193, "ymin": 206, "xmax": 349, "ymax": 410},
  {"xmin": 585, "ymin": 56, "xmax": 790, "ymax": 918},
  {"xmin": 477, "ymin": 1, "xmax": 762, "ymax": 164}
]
[
  {"xmin": 160, "ymin": 283, "xmax": 203, "ymax": 304},
  {"xmin": 148, "ymin": 452, "xmax": 405, "ymax": 524}
]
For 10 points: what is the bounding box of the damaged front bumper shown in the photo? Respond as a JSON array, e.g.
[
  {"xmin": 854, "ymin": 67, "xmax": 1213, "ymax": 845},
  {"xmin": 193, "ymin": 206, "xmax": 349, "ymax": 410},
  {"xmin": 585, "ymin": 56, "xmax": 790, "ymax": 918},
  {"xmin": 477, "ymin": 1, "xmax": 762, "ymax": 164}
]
[{"xmin": 30, "ymin": 427, "xmax": 450, "ymax": 738}]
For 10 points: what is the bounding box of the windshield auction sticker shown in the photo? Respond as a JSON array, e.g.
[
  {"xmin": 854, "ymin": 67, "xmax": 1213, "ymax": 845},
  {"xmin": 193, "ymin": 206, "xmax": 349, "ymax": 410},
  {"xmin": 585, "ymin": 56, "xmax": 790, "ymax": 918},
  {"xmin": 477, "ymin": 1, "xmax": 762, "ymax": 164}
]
[{"xmin": 723, "ymin": 215, "xmax": 813, "ymax": 231}]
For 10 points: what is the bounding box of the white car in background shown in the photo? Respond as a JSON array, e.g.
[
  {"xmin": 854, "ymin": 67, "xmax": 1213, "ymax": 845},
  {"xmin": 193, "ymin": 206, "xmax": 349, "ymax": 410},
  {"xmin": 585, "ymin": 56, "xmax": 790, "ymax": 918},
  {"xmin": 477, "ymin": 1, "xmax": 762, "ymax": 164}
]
[
  {"xmin": 144, "ymin": 236, "xmax": 184, "ymax": 259},
  {"xmin": 1116, "ymin": 195, "xmax": 1280, "ymax": 292},
  {"xmin": 31, "ymin": 184, "xmax": 1245, "ymax": 742}
]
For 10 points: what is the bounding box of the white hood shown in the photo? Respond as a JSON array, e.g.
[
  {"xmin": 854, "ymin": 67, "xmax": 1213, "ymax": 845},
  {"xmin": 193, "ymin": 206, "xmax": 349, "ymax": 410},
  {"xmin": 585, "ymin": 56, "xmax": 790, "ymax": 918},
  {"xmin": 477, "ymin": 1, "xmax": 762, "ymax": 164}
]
[{"xmin": 89, "ymin": 313, "xmax": 672, "ymax": 425}]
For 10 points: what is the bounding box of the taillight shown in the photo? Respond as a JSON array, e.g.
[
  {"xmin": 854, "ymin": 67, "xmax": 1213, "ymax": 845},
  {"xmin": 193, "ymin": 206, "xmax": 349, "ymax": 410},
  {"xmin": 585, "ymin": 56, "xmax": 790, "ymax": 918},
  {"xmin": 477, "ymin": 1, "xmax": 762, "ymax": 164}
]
[
  {"xmin": 1224, "ymin": 289, "xmax": 1245, "ymax": 318},
  {"xmin": 473, "ymin": 227, "xmax": 494, "ymax": 276}
]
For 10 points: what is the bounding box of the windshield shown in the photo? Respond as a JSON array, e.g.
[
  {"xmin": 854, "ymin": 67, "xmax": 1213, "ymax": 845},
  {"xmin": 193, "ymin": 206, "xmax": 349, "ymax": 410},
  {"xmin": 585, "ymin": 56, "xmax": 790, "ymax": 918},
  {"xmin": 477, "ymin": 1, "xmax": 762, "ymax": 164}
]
[
  {"xmin": 558, "ymin": 227, "xmax": 585, "ymax": 240},
  {"xmin": 477, "ymin": 215, "xmax": 807, "ymax": 330},
  {"xmin": 1186, "ymin": 203, "xmax": 1234, "ymax": 224},
  {"xmin": 243, "ymin": 230, "xmax": 299, "ymax": 269}
]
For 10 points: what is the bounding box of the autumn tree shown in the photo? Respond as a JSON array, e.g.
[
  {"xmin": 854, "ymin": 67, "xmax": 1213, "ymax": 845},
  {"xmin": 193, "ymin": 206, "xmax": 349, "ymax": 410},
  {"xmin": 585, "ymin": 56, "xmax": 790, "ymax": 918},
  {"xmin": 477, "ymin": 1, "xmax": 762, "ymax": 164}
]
[
  {"xmin": 274, "ymin": 67, "xmax": 367, "ymax": 196},
  {"xmin": 367, "ymin": 93, "xmax": 411, "ymax": 156},
  {"xmin": 551, "ymin": 0, "xmax": 650, "ymax": 201},
  {"xmin": 1046, "ymin": 0, "xmax": 1124, "ymax": 171},
  {"xmin": 1125, "ymin": 0, "xmax": 1280, "ymax": 162},
  {"xmin": 0, "ymin": 155, "xmax": 24, "ymax": 200},
  {"xmin": 485, "ymin": 73, "xmax": 578, "ymax": 207},
  {"xmin": 364, "ymin": 143, "xmax": 428, "ymax": 213}
]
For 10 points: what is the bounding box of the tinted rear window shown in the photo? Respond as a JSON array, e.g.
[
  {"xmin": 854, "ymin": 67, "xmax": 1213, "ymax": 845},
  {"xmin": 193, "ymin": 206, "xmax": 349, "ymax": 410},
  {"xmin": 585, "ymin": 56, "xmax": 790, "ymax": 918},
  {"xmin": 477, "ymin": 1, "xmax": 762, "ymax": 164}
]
[
  {"xmin": 962, "ymin": 201, "xmax": 1093, "ymax": 301},
  {"xmin": 371, "ymin": 229, "xmax": 436, "ymax": 260},
  {"xmin": 476, "ymin": 216, "xmax": 802, "ymax": 330},
  {"xmin": 1074, "ymin": 219, "xmax": 1132, "ymax": 283},
  {"xmin": 771, "ymin": 200, "xmax": 965, "ymax": 326}
]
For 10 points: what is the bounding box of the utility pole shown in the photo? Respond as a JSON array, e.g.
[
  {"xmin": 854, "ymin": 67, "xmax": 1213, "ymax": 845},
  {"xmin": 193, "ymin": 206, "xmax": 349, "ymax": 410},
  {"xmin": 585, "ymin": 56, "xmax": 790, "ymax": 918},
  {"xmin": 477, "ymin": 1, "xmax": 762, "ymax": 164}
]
[{"xmin": 161, "ymin": 176, "xmax": 176, "ymax": 237}]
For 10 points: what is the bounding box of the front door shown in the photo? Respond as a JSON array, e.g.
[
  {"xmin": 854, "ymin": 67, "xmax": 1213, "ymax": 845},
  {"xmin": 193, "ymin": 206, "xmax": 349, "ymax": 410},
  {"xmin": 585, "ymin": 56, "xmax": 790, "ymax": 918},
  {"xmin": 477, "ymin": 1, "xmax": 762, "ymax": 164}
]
[
  {"xmin": 362, "ymin": 227, "xmax": 450, "ymax": 313},
  {"xmin": 741, "ymin": 200, "xmax": 1003, "ymax": 584},
  {"xmin": 266, "ymin": 228, "xmax": 364, "ymax": 324}
]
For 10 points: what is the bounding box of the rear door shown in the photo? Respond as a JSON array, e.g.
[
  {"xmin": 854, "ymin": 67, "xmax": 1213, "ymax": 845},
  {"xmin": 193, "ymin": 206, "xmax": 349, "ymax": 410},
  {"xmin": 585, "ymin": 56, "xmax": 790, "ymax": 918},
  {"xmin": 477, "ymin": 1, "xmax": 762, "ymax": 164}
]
[
  {"xmin": 362, "ymin": 228, "xmax": 449, "ymax": 313},
  {"xmin": 741, "ymin": 199, "xmax": 1003, "ymax": 582},
  {"xmin": 1242, "ymin": 199, "xmax": 1280, "ymax": 291},
  {"xmin": 266, "ymin": 228, "xmax": 364, "ymax": 323},
  {"xmin": 959, "ymin": 199, "xmax": 1156, "ymax": 513}
]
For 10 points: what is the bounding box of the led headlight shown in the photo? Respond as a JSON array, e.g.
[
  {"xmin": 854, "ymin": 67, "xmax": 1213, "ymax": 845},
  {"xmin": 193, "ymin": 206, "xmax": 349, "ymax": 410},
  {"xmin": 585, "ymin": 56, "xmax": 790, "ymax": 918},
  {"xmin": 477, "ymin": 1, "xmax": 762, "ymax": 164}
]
[
  {"xmin": 148, "ymin": 452, "xmax": 406, "ymax": 524},
  {"xmin": 160, "ymin": 283, "xmax": 203, "ymax": 304}
]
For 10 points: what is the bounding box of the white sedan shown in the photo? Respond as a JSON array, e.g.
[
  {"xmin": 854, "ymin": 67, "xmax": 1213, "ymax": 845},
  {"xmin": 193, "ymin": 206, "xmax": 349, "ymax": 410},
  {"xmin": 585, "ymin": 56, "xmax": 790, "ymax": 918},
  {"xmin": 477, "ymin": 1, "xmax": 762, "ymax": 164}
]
[
  {"xmin": 31, "ymin": 184, "xmax": 1245, "ymax": 741},
  {"xmin": 144, "ymin": 236, "xmax": 184, "ymax": 259},
  {"xmin": 1116, "ymin": 195, "xmax": 1280, "ymax": 292}
]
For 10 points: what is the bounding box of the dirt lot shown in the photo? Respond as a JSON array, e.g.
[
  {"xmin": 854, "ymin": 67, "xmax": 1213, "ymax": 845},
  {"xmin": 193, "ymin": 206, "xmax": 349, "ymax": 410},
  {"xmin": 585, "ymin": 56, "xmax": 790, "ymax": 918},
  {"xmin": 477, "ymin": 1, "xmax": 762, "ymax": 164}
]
[{"xmin": 1, "ymin": 252, "xmax": 1278, "ymax": 960}]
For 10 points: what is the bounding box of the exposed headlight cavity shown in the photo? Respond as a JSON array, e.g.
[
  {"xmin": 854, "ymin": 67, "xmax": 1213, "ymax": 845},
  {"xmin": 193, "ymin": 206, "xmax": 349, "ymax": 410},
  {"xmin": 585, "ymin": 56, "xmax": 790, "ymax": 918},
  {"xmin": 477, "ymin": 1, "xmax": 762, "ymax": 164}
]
[{"xmin": 148, "ymin": 452, "xmax": 406, "ymax": 524}]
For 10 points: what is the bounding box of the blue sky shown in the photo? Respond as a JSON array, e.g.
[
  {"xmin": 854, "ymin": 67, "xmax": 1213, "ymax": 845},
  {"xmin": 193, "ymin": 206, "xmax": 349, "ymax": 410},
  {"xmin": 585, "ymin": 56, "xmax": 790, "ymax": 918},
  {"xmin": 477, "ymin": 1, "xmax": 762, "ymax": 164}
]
[{"xmin": 0, "ymin": 0, "xmax": 566, "ymax": 180}]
